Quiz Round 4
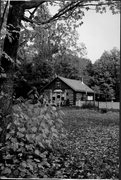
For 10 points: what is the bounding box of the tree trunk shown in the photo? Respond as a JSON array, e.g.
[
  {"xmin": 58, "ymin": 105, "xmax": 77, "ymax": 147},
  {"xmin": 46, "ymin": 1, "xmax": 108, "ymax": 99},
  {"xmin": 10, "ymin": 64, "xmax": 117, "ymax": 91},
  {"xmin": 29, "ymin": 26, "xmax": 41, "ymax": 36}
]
[{"xmin": 0, "ymin": 1, "xmax": 25, "ymax": 144}]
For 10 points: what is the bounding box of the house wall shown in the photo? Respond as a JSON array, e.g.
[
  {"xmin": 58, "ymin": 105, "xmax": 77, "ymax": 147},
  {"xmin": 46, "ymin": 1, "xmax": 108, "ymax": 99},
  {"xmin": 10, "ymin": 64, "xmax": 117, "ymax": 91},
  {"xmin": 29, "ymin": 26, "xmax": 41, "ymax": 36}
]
[
  {"xmin": 76, "ymin": 92, "xmax": 86, "ymax": 101},
  {"xmin": 76, "ymin": 92, "xmax": 94, "ymax": 101},
  {"xmin": 66, "ymin": 89, "xmax": 74, "ymax": 105},
  {"xmin": 42, "ymin": 78, "xmax": 75, "ymax": 105},
  {"xmin": 75, "ymin": 92, "xmax": 94, "ymax": 107},
  {"xmin": 41, "ymin": 77, "xmax": 94, "ymax": 106}
]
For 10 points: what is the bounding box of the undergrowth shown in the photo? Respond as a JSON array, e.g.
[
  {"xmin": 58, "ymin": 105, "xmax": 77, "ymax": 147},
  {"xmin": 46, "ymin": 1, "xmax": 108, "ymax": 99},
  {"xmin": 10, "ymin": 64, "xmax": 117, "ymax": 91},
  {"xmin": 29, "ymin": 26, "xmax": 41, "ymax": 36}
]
[{"xmin": 0, "ymin": 104, "xmax": 119, "ymax": 178}]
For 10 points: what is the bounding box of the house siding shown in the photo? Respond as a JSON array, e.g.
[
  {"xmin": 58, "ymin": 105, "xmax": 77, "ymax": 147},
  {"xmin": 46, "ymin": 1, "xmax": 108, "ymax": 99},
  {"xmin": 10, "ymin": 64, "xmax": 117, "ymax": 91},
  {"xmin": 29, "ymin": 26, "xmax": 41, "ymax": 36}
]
[
  {"xmin": 40, "ymin": 76, "xmax": 94, "ymax": 106},
  {"xmin": 76, "ymin": 92, "xmax": 87, "ymax": 101},
  {"xmin": 41, "ymin": 78, "xmax": 75, "ymax": 105},
  {"xmin": 66, "ymin": 89, "xmax": 74, "ymax": 105}
]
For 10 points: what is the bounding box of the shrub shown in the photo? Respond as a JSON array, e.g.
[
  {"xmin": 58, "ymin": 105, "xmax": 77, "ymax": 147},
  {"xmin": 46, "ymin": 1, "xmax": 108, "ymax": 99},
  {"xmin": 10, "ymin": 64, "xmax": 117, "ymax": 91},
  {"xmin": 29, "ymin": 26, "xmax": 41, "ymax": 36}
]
[
  {"xmin": 100, "ymin": 108, "xmax": 108, "ymax": 113},
  {"xmin": 81, "ymin": 102, "xmax": 98, "ymax": 109},
  {"xmin": 0, "ymin": 102, "xmax": 65, "ymax": 178}
]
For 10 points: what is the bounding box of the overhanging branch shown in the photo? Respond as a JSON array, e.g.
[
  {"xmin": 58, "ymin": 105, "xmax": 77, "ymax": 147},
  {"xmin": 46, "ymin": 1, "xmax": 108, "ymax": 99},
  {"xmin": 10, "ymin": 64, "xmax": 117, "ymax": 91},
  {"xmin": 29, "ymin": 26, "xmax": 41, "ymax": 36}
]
[
  {"xmin": 22, "ymin": 1, "xmax": 120, "ymax": 25},
  {"xmin": 22, "ymin": 0, "xmax": 84, "ymax": 25},
  {"xmin": 23, "ymin": 0, "xmax": 46, "ymax": 9}
]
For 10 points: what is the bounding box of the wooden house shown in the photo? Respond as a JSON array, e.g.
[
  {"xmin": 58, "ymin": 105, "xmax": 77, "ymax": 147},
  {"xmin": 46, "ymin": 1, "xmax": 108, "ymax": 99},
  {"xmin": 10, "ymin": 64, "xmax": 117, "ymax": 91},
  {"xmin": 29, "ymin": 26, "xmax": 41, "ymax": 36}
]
[{"xmin": 40, "ymin": 76, "xmax": 94, "ymax": 106}]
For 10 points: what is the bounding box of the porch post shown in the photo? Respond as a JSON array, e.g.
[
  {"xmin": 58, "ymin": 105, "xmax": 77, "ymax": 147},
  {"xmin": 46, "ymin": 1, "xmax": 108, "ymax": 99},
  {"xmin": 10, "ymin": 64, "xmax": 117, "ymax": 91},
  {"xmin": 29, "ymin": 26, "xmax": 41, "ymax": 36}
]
[
  {"xmin": 74, "ymin": 92, "xmax": 76, "ymax": 106},
  {"xmin": 94, "ymin": 91, "xmax": 95, "ymax": 106},
  {"xmin": 86, "ymin": 89, "xmax": 87, "ymax": 104}
]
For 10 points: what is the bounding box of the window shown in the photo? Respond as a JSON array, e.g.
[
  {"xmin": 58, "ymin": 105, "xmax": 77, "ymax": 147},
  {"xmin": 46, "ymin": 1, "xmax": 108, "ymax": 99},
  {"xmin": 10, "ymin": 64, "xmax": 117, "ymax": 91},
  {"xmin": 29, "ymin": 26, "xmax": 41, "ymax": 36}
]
[
  {"xmin": 87, "ymin": 96, "xmax": 93, "ymax": 101},
  {"xmin": 52, "ymin": 97, "xmax": 55, "ymax": 100},
  {"xmin": 61, "ymin": 97, "xmax": 64, "ymax": 100},
  {"xmin": 57, "ymin": 95, "xmax": 60, "ymax": 99},
  {"xmin": 56, "ymin": 81, "xmax": 61, "ymax": 88}
]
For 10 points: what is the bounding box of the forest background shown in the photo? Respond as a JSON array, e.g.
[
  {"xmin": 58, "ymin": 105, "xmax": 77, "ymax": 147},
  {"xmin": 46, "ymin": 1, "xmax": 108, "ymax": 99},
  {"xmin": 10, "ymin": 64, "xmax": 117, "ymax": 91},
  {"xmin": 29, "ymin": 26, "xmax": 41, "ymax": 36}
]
[
  {"xmin": 0, "ymin": 0, "xmax": 120, "ymax": 102},
  {"xmin": 0, "ymin": 1, "xmax": 120, "ymax": 178}
]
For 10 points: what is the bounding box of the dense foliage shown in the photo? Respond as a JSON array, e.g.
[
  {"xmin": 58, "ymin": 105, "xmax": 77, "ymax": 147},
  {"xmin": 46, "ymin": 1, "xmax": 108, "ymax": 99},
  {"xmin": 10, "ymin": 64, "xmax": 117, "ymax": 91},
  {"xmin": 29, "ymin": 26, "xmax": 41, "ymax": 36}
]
[
  {"xmin": 85, "ymin": 48, "xmax": 120, "ymax": 101},
  {"xmin": 14, "ymin": 50, "xmax": 91, "ymax": 98},
  {"xmin": 0, "ymin": 107, "xmax": 119, "ymax": 178},
  {"xmin": 14, "ymin": 47, "xmax": 120, "ymax": 101},
  {"xmin": 0, "ymin": 102, "xmax": 65, "ymax": 178}
]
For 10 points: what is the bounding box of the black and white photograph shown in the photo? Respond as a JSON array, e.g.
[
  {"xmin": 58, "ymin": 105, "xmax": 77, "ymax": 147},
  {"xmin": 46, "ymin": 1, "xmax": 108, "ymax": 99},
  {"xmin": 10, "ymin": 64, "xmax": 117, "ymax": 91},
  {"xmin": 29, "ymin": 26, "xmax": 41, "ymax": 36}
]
[{"xmin": 0, "ymin": 0, "xmax": 120, "ymax": 179}]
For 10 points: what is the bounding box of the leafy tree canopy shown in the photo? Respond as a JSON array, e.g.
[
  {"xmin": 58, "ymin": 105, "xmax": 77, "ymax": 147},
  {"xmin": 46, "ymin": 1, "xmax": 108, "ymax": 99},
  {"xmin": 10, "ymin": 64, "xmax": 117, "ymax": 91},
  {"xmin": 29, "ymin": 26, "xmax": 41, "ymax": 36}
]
[{"xmin": 85, "ymin": 47, "xmax": 120, "ymax": 101}]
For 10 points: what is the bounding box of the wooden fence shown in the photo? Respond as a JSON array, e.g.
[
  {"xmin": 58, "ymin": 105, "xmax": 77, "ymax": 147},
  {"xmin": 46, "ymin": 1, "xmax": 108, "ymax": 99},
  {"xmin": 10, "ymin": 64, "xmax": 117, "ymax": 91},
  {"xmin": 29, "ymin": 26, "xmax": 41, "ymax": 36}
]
[{"xmin": 76, "ymin": 100, "xmax": 120, "ymax": 110}]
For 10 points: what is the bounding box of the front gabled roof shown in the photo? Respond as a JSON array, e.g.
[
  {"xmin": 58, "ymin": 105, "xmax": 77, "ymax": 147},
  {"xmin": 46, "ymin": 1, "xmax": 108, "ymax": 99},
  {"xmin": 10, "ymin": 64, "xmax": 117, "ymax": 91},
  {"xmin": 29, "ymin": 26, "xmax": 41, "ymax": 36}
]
[
  {"xmin": 58, "ymin": 76, "xmax": 94, "ymax": 93},
  {"xmin": 40, "ymin": 76, "xmax": 94, "ymax": 93}
]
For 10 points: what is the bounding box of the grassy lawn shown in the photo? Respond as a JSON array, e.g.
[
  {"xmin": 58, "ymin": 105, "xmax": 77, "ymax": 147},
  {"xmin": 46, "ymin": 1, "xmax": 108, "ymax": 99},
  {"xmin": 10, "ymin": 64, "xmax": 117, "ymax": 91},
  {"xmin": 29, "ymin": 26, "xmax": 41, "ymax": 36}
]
[{"xmin": 54, "ymin": 108, "xmax": 119, "ymax": 179}]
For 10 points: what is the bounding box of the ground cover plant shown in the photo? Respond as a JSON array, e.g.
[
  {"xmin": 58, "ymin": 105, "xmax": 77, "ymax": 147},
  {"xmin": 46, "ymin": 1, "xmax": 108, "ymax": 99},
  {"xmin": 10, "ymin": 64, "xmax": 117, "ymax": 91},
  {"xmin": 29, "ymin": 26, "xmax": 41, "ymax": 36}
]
[
  {"xmin": 0, "ymin": 102, "xmax": 65, "ymax": 178},
  {"xmin": 0, "ymin": 104, "xmax": 119, "ymax": 178},
  {"xmin": 58, "ymin": 108, "xmax": 119, "ymax": 179}
]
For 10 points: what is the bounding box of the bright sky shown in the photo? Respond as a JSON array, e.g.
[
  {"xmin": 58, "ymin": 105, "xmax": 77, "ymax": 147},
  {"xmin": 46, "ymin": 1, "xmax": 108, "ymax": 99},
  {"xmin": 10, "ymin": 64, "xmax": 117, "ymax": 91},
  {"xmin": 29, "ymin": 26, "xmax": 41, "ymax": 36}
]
[
  {"xmin": 49, "ymin": 6, "xmax": 120, "ymax": 63},
  {"xmin": 77, "ymin": 10, "xmax": 120, "ymax": 63}
]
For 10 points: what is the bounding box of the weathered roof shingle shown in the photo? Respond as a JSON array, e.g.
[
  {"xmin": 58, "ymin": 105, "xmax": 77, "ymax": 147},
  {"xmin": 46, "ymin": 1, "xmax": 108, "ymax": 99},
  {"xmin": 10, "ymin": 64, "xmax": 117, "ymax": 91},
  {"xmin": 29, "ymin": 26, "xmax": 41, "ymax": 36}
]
[{"xmin": 58, "ymin": 76, "xmax": 94, "ymax": 93}]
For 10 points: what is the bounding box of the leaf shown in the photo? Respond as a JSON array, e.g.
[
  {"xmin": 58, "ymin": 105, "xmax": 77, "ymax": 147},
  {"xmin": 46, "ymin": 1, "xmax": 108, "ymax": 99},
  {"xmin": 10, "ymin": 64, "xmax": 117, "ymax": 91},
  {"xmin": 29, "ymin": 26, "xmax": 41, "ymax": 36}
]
[
  {"xmin": 17, "ymin": 132, "xmax": 24, "ymax": 138},
  {"xmin": 14, "ymin": 120, "xmax": 20, "ymax": 125},
  {"xmin": 26, "ymin": 134, "xmax": 30, "ymax": 141},
  {"xmin": 38, "ymin": 142, "xmax": 44, "ymax": 148},
  {"xmin": 47, "ymin": 119, "xmax": 53, "ymax": 126},
  {"xmin": 13, "ymin": 170, "xmax": 19, "ymax": 176},
  {"xmin": 42, "ymin": 131, "xmax": 47, "ymax": 139},
  {"xmin": 52, "ymin": 133, "xmax": 58, "ymax": 138},
  {"xmin": 19, "ymin": 127, "xmax": 26, "ymax": 132},
  {"xmin": 16, "ymin": 59, "xmax": 21, "ymax": 65},
  {"xmin": 44, "ymin": 127, "xmax": 49, "ymax": 134},
  {"xmin": 57, "ymin": 118, "xmax": 63, "ymax": 124},
  {"xmin": 1, "ymin": 168, "xmax": 11, "ymax": 175},
  {"xmin": 52, "ymin": 106, "xmax": 56, "ymax": 111},
  {"xmin": 12, "ymin": 142, "xmax": 19, "ymax": 151},
  {"xmin": 38, "ymin": 164, "xmax": 44, "ymax": 169},
  {"xmin": 51, "ymin": 127, "xmax": 58, "ymax": 133},
  {"xmin": 7, "ymin": 123, "xmax": 11, "ymax": 129},
  {"xmin": 20, "ymin": 171, "xmax": 26, "ymax": 177},
  {"xmin": 35, "ymin": 149, "xmax": 40, "ymax": 155},
  {"xmin": 0, "ymin": 91, "xmax": 4, "ymax": 96},
  {"xmin": 28, "ymin": 163, "xmax": 34, "ymax": 171},
  {"xmin": 34, "ymin": 159, "xmax": 40, "ymax": 163},
  {"xmin": 0, "ymin": 73, "xmax": 7, "ymax": 79},
  {"xmin": 21, "ymin": 161, "xmax": 27, "ymax": 168},
  {"xmin": 4, "ymin": 154, "xmax": 13, "ymax": 160},
  {"xmin": 45, "ymin": 140, "xmax": 51, "ymax": 147},
  {"xmin": 32, "ymin": 127, "xmax": 37, "ymax": 132},
  {"xmin": 35, "ymin": 134, "xmax": 41, "ymax": 141},
  {"xmin": 41, "ymin": 121, "xmax": 46, "ymax": 128},
  {"xmin": 11, "ymin": 137, "xmax": 17, "ymax": 143}
]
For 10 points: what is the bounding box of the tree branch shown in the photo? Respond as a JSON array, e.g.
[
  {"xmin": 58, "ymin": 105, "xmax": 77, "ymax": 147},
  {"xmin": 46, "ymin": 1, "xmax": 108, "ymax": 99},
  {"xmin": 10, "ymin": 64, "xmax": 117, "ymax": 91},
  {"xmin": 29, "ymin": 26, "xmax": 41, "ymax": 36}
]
[
  {"xmin": 29, "ymin": 7, "xmax": 39, "ymax": 19},
  {"xmin": 0, "ymin": 0, "xmax": 9, "ymax": 32},
  {"xmin": 22, "ymin": 16, "xmax": 35, "ymax": 24},
  {"xmin": 22, "ymin": 0, "xmax": 120, "ymax": 25},
  {"xmin": 22, "ymin": 0, "xmax": 46, "ymax": 9},
  {"xmin": 22, "ymin": 1, "xmax": 84, "ymax": 25}
]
